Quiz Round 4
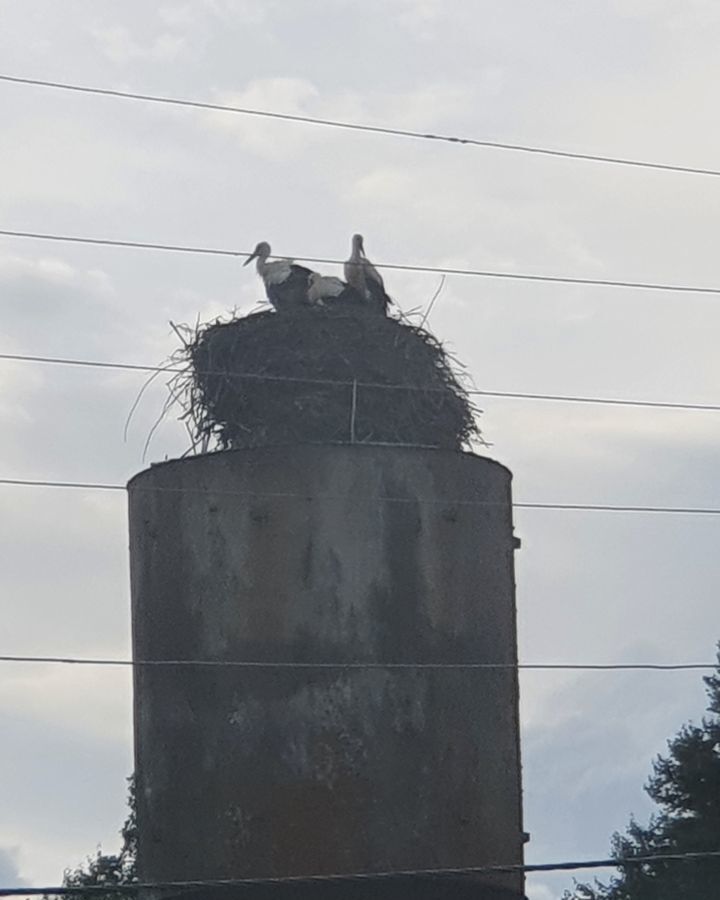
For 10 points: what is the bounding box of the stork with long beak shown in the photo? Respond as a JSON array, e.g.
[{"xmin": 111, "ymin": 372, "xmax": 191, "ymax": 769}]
[
  {"xmin": 244, "ymin": 241, "xmax": 315, "ymax": 310},
  {"xmin": 344, "ymin": 234, "xmax": 393, "ymax": 314}
]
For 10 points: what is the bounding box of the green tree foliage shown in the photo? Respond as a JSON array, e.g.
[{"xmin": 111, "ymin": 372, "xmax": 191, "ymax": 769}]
[
  {"xmin": 62, "ymin": 778, "xmax": 136, "ymax": 895},
  {"xmin": 565, "ymin": 654, "xmax": 720, "ymax": 899}
]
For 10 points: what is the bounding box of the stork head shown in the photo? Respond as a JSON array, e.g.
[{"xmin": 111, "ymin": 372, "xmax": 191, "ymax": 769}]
[{"xmin": 244, "ymin": 241, "xmax": 271, "ymax": 266}]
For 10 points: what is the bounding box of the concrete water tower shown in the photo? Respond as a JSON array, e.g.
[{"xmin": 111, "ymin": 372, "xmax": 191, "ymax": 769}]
[{"xmin": 128, "ymin": 443, "xmax": 525, "ymax": 898}]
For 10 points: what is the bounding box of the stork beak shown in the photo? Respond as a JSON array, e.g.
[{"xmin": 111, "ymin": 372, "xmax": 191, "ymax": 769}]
[{"xmin": 243, "ymin": 251, "xmax": 257, "ymax": 267}]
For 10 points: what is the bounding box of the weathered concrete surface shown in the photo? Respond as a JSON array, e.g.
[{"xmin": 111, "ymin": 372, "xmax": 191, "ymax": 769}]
[{"xmin": 128, "ymin": 445, "xmax": 524, "ymax": 894}]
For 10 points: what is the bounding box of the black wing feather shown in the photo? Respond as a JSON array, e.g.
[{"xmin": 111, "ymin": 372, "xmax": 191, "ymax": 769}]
[{"xmin": 266, "ymin": 264, "xmax": 313, "ymax": 310}]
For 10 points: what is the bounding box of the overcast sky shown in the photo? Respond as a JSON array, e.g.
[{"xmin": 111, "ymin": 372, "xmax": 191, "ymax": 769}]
[{"xmin": 1, "ymin": 2, "xmax": 720, "ymax": 897}]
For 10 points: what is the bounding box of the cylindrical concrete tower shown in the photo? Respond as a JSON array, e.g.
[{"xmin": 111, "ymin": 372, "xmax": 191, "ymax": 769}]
[{"xmin": 128, "ymin": 445, "xmax": 523, "ymax": 895}]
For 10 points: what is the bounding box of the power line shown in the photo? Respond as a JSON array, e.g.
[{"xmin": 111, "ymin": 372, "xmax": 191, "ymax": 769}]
[
  {"xmin": 0, "ymin": 476, "xmax": 718, "ymax": 515},
  {"xmin": 1, "ymin": 850, "xmax": 719, "ymax": 895},
  {"xmin": 1, "ymin": 351, "xmax": 718, "ymax": 413},
  {"xmin": 0, "ymin": 654, "xmax": 715, "ymax": 672},
  {"xmin": 2, "ymin": 73, "xmax": 720, "ymax": 179},
  {"xmin": 475, "ymin": 389, "xmax": 720, "ymax": 412},
  {"xmin": 3, "ymin": 228, "xmax": 720, "ymax": 295},
  {"xmin": 516, "ymin": 502, "xmax": 720, "ymax": 515},
  {"xmin": 0, "ymin": 477, "xmax": 125, "ymax": 493}
]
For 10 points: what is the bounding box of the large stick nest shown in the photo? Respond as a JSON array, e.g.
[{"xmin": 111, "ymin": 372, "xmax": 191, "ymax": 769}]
[{"xmin": 171, "ymin": 306, "xmax": 481, "ymax": 452}]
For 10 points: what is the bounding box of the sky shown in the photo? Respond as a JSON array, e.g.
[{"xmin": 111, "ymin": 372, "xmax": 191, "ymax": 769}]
[{"xmin": 1, "ymin": 1, "xmax": 719, "ymax": 897}]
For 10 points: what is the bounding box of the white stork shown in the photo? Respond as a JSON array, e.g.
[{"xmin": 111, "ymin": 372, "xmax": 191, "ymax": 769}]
[
  {"xmin": 344, "ymin": 234, "xmax": 393, "ymax": 314},
  {"xmin": 244, "ymin": 241, "xmax": 315, "ymax": 310},
  {"xmin": 307, "ymin": 272, "xmax": 362, "ymax": 306}
]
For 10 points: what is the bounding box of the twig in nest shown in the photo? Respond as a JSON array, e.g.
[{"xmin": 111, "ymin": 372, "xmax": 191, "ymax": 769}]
[
  {"xmin": 419, "ymin": 274, "xmax": 447, "ymax": 329},
  {"xmin": 169, "ymin": 320, "xmax": 191, "ymax": 349},
  {"xmin": 142, "ymin": 377, "xmax": 187, "ymax": 462},
  {"xmin": 124, "ymin": 359, "xmax": 184, "ymax": 443}
]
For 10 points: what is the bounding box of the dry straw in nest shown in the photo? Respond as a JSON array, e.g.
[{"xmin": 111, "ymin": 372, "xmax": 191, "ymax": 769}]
[{"xmin": 170, "ymin": 306, "xmax": 481, "ymax": 452}]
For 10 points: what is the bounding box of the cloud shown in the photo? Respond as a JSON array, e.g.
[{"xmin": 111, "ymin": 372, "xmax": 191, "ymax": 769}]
[
  {"xmin": 610, "ymin": 0, "xmax": 720, "ymax": 25},
  {"xmin": 200, "ymin": 75, "xmax": 499, "ymax": 162},
  {"xmin": 525, "ymin": 884, "xmax": 556, "ymax": 900},
  {"xmin": 89, "ymin": 25, "xmax": 187, "ymax": 63},
  {"xmin": 205, "ymin": 78, "xmax": 321, "ymax": 158},
  {"xmin": 0, "ymin": 705, "xmax": 132, "ymax": 884},
  {"xmin": 0, "ymin": 848, "xmax": 24, "ymax": 886},
  {"xmin": 390, "ymin": 0, "xmax": 446, "ymax": 37},
  {"xmin": 0, "ymin": 253, "xmax": 124, "ymax": 355},
  {"xmin": 0, "ymin": 113, "xmax": 195, "ymax": 213},
  {"xmin": 200, "ymin": 0, "xmax": 271, "ymax": 21},
  {"xmin": 158, "ymin": 5, "xmax": 199, "ymax": 28}
]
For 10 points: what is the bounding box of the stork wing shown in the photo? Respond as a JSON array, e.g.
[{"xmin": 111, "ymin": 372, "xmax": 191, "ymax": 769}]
[
  {"xmin": 363, "ymin": 257, "xmax": 384, "ymax": 289},
  {"xmin": 292, "ymin": 264, "xmax": 316, "ymax": 277}
]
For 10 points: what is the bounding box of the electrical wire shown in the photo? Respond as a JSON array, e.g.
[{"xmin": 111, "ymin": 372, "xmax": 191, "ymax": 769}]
[
  {"xmin": 1, "ymin": 351, "xmax": 718, "ymax": 412},
  {"xmin": 2, "ymin": 73, "xmax": 720, "ymax": 179},
  {"xmin": 3, "ymin": 228, "xmax": 720, "ymax": 295},
  {"xmin": 0, "ymin": 850, "xmax": 719, "ymax": 896},
  {"xmin": 0, "ymin": 476, "xmax": 718, "ymax": 515},
  {"xmin": 0, "ymin": 654, "xmax": 715, "ymax": 672}
]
